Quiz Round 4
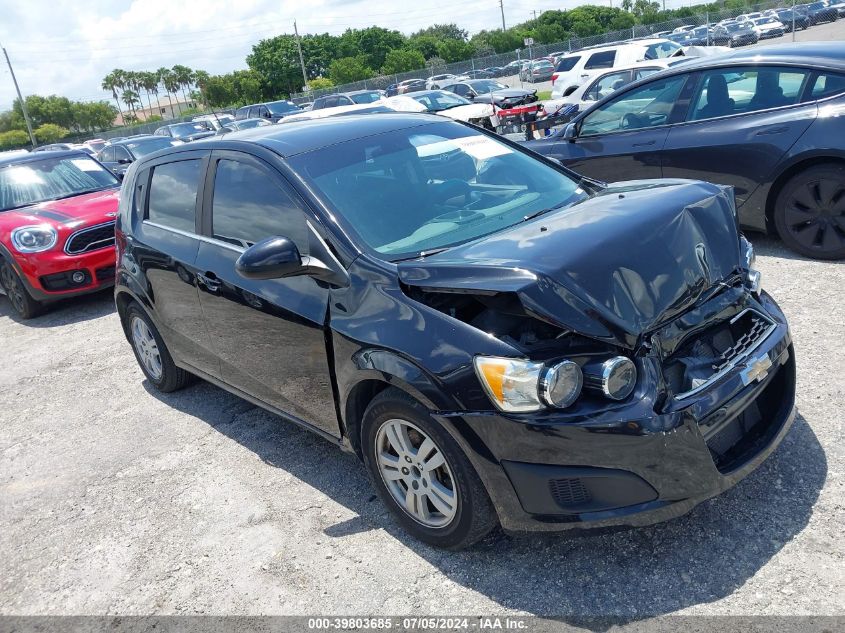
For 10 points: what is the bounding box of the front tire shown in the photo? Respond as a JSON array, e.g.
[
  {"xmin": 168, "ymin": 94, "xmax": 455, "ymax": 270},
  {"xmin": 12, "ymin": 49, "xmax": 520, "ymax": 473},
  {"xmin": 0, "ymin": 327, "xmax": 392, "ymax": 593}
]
[
  {"xmin": 774, "ymin": 163, "xmax": 845, "ymax": 260},
  {"xmin": 125, "ymin": 302, "xmax": 191, "ymax": 392},
  {"xmin": 361, "ymin": 388, "xmax": 497, "ymax": 550},
  {"xmin": 0, "ymin": 260, "xmax": 42, "ymax": 319}
]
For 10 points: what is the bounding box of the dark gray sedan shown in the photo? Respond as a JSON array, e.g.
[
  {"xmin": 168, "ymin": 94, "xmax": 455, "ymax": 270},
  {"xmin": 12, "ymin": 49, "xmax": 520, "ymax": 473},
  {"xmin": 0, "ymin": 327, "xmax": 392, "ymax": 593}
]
[
  {"xmin": 524, "ymin": 42, "xmax": 845, "ymax": 259},
  {"xmin": 96, "ymin": 136, "xmax": 179, "ymax": 175}
]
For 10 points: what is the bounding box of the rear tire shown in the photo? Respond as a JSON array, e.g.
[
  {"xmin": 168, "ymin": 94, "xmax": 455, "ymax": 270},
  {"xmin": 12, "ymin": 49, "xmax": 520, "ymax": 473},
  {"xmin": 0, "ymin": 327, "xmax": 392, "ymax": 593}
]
[
  {"xmin": 361, "ymin": 388, "xmax": 497, "ymax": 550},
  {"xmin": 0, "ymin": 260, "xmax": 42, "ymax": 319},
  {"xmin": 124, "ymin": 302, "xmax": 191, "ymax": 392},
  {"xmin": 773, "ymin": 164, "xmax": 845, "ymax": 260}
]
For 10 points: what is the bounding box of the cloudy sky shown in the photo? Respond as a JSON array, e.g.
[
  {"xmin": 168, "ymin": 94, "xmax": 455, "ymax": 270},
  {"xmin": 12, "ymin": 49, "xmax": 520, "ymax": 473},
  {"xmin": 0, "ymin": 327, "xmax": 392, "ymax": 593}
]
[{"xmin": 0, "ymin": 0, "xmax": 688, "ymax": 110}]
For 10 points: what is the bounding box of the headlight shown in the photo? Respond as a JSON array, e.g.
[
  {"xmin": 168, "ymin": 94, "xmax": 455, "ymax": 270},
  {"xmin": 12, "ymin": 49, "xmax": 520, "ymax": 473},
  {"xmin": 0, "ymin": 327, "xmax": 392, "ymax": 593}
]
[
  {"xmin": 741, "ymin": 236, "xmax": 762, "ymax": 292},
  {"xmin": 540, "ymin": 360, "xmax": 583, "ymax": 408},
  {"xmin": 583, "ymin": 356, "xmax": 637, "ymax": 401},
  {"xmin": 474, "ymin": 356, "xmax": 544, "ymax": 412},
  {"xmin": 11, "ymin": 225, "xmax": 58, "ymax": 253}
]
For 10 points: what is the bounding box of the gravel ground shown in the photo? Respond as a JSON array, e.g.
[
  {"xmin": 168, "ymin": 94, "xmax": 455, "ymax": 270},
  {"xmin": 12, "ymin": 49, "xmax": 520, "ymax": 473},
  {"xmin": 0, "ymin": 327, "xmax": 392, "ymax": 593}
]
[{"xmin": 0, "ymin": 233, "xmax": 843, "ymax": 620}]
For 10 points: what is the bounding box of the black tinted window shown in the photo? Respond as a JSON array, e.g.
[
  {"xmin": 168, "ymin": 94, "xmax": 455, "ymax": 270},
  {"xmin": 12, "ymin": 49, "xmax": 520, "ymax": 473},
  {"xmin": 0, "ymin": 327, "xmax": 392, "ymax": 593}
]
[
  {"xmin": 147, "ymin": 160, "xmax": 202, "ymax": 233},
  {"xmin": 585, "ymin": 50, "xmax": 616, "ymax": 70},
  {"xmin": 211, "ymin": 159, "xmax": 307, "ymax": 249},
  {"xmin": 100, "ymin": 147, "xmax": 114, "ymax": 162},
  {"xmin": 556, "ymin": 56, "xmax": 580, "ymax": 72}
]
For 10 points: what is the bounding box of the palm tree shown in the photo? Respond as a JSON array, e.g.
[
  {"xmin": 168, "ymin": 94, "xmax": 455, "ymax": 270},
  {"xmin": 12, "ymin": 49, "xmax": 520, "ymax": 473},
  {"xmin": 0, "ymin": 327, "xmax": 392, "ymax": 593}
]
[
  {"xmin": 123, "ymin": 71, "xmax": 142, "ymax": 119},
  {"xmin": 101, "ymin": 69, "xmax": 125, "ymax": 124},
  {"xmin": 193, "ymin": 70, "xmax": 210, "ymax": 108},
  {"xmin": 139, "ymin": 71, "xmax": 158, "ymax": 117},
  {"xmin": 121, "ymin": 89, "xmax": 141, "ymax": 122},
  {"xmin": 163, "ymin": 70, "xmax": 183, "ymax": 115},
  {"xmin": 157, "ymin": 67, "xmax": 177, "ymax": 117},
  {"xmin": 171, "ymin": 65, "xmax": 194, "ymax": 108}
]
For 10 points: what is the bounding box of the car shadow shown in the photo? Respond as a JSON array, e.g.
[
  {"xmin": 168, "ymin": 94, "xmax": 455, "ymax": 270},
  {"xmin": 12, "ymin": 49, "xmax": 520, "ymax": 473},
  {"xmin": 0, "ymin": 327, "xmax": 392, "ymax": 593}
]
[
  {"xmin": 144, "ymin": 379, "xmax": 826, "ymax": 622},
  {"xmin": 750, "ymin": 233, "xmax": 845, "ymax": 264},
  {"xmin": 0, "ymin": 288, "xmax": 115, "ymax": 327}
]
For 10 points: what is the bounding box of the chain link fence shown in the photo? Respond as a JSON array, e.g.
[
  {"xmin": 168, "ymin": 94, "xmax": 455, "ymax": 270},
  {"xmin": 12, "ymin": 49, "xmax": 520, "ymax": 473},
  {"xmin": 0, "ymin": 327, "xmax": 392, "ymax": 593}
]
[{"xmin": 289, "ymin": 0, "xmax": 793, "ymax": 104}]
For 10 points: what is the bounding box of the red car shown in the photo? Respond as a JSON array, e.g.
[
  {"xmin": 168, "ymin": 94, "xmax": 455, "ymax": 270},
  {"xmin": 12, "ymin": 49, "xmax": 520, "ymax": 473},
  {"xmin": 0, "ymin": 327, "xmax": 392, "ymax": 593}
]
[{"xmin": 0, "ymin": 151, "xmax": 120, "ymax": 318}]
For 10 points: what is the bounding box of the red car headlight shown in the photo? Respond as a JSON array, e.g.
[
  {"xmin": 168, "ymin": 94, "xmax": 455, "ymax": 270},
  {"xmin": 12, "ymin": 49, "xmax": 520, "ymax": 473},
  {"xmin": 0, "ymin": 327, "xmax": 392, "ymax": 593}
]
[{"xmin": 10, "ymin": 224, "xmax": 58, "ymax": 253}]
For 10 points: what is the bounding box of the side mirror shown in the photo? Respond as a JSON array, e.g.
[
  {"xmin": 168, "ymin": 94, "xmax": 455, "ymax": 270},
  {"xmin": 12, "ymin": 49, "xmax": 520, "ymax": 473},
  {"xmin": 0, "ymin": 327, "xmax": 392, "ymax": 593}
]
[
  {"xmin": 562, "ymin": 122, "xmax": 578, "ymax": 141},
  {"xmin": 117, "ymin": 158, "xmax": 132, "ymax": 164},
  {"xmin": 114, "ymin": 172, "xmax": 124, "ymax": 181},
  {"xmin": 236, "ymin": 236, "xmax": 304, "ymax": 280}
]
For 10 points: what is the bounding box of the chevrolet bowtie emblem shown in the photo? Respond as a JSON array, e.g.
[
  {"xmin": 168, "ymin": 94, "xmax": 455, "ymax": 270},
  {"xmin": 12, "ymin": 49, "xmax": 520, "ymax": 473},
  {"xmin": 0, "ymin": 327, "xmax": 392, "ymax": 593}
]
[{"xmin": 741, "ymin": 354, "xmax": 772, "ymax": 386}]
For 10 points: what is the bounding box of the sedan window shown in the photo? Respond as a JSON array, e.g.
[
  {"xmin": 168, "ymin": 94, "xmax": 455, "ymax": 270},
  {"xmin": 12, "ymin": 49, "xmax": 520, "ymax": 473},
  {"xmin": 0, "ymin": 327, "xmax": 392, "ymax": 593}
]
[
  {"xmin": 579, "ymin": 74, "xmax": 687, "ymax": 136},
  {"xmin": 689, "ymin": 67, "xmax": 810, "ymax": 121},
  {"xmin": 811, "ymin": 72, "xmax": 845, "ymax": 99},
  {"xmin": 147, "ymin": 160, "xmax": 202, "ymax": 233},
  {"xmin": 584, "ymin": 50, "xmax": 616, "ymax": 70}
]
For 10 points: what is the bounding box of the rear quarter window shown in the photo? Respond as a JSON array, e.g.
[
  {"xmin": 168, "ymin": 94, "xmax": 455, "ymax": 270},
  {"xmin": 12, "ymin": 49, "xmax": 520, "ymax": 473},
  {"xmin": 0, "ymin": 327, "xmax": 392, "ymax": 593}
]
[
  {"xmin": 556, "ymin": 56, "xmax": 581, "ymax": 72},
  {"xmin": 811, "ymin": 72, "xmax": 845, "ymax": 99},
  {"xmin": 585, "ymin": 50, "xmax": 616, "ymax": 70}
]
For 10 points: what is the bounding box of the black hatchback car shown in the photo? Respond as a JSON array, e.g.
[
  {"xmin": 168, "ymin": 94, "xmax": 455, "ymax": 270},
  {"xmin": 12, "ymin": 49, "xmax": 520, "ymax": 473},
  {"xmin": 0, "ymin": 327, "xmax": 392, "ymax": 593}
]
[
  {"xmin": 525, "ymin": 43, "xmax": 845, "ymax": 259},
  {"xmin": 115, "ymin": 114, "xmax": 795, "ymax": 549}
]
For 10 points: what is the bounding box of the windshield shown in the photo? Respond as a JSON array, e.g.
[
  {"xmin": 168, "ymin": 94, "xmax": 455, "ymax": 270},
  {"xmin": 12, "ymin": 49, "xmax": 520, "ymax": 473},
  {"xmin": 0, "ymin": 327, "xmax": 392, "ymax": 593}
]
[
  {"xmin": 755, "ymin": 17, "xmax": 778, "ymax": 23},
  {"xmin": 169, "ymin": 122, "xmax": 211, "ymax": 136},
  {"xmin": 267, "ymin": 100, "xmax": 300, "ymax": 114},
  {"xmin": 468, "ymin": 80, "xmax": 507, "ymax": 93},
  {"xmin": 644, "ymin": 41, "xmax": 683, "ymax": 59},
  {"xmin": 0, "ymin": 155, "xmax": 119, "ymax": 212},
  {"xmin": 412, "ymin": 91, "xmax": 471, "ymax": 111},
  {"xmin": 351, "ymin": 92, "xmax": 383, "ymax": 104},
  {"xmin": 126, "ymin": 138, "xmax": 177, "ymax": 157},
  {"xmin": 288, "ymin": 122, "xmax": 588, "ymax": 260}
]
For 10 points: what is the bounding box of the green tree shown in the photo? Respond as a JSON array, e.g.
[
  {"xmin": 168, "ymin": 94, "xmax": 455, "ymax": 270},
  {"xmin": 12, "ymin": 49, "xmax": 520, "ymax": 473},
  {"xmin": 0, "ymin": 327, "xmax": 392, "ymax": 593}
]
[
  {"xmin": 247, "ymin": 34, "xmax": 306, "ymax": 98},
  {"xmin": 34, "ymin": 123, "xmax": 69, "ymax": 143},
  {"xmin": 436, "ymin": 39, "xmax": 475, "ymax": 63},
  {"xmin": 412, "ymin": 24, "xmax": 468, "ymax": 41},
  {"xmin": 157, "ymin": 67, "xmax": 177, "ymax": 117},
  {"xmin": 0, "ymin": 129, "xmax": 29, "ymax": 150},
  {"xmin": 381, "ymin": 48, "xmax": 426, "ymax": 74},
  {"xmin": 307, "ymin": 77, "xmax": 334, "ymax": 90},
  {"xmin": 328, "ymin": 55, "xmax": 374, "ymax": 84},
  {"xmin": 408, "ymin": 35, "xmax": 440, "ymax": 60},
  {"xmin": 193, "ymin": 70, "xmax": 210, "ymax": 106},
  {"xmin": 101, "ymin": 69, "xmax": 125, "ymax": 119},
  {"xmin": 171, "ymin": 64, "xmax": 194, "ymax": 107},
  {"xmin": 338, "ymin": 27, "xmax": 406, "ymax": 70}
]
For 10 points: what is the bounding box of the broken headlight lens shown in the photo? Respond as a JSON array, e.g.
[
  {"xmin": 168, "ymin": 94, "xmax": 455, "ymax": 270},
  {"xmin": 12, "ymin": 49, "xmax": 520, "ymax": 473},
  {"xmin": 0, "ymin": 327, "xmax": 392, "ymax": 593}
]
[
  {"xmin": 741, "ymin": 236, "xmax": 761, "ymax": 293},
  {"xmin": 474, "ymin": 356, "xmax": 545, "ymax": 413}
]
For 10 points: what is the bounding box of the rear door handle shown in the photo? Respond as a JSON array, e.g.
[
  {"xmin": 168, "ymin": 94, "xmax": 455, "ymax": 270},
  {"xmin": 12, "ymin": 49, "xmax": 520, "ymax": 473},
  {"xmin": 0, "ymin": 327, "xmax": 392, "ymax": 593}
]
[
  {"xmin": 755, "ymin": 126, "xmax": 789, "ymax": 136},
  {"xmin": 632, "ymin": 140, "xmax": 656, "ymax": 147},
  {"xmin": 197, "ymin": 271, "xmax": 222, "ymax": 292}
]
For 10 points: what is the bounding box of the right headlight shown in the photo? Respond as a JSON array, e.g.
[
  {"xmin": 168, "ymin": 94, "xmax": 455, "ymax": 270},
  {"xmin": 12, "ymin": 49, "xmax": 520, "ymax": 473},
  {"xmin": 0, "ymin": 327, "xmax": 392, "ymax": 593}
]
[
  {"xmin": 741, "ymin": 236, "xmax": 762, "ymax": 292},
  {"xmin": 11, "ymin": 224, "xmax": 58, "ymax": 253},
  {"xmin": 474, "ymin": 356, "xmax": 584, "ymax": 413}
]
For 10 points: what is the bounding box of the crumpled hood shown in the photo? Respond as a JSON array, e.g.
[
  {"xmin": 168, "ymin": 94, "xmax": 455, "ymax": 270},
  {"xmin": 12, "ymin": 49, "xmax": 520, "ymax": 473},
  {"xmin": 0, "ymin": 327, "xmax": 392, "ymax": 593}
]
[
  {"xmin": 438, "ymin": 103, "xmax": 496, "ymax": 122},
  {"xmin": 398, "ymin": 180, "xmax": 741, "ymax": 349}
]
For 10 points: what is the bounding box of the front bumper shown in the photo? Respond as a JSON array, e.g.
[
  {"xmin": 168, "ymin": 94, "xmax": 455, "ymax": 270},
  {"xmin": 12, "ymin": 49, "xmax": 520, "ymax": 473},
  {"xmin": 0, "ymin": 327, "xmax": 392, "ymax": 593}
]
[
  {"xmin": 437, "ymin": 290, "xmax": 796, "ymax": 532},
  {"xmin": 15, "ymin": 246, "xmax": 116, "ymax": 302}
]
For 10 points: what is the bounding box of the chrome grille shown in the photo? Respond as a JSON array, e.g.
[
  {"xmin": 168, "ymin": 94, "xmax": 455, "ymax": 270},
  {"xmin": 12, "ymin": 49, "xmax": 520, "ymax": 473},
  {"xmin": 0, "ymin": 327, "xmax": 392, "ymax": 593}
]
[{"xmin": 64, "ymin": 222, "xmax": 116, "ymax": 255}]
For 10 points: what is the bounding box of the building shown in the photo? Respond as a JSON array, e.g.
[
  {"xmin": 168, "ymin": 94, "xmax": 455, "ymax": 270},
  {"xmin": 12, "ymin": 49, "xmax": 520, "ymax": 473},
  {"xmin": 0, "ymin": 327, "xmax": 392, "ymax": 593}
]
[{"xmin": 112, "ymin": 96, "xmax": 199, "ymax": 126}]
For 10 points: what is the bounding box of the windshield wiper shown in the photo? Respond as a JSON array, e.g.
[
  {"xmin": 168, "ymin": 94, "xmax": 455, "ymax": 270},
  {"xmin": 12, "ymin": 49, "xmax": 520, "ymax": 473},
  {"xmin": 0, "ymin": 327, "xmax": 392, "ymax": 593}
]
[{"xmin": 391, "ymin": 247, "xmax": 451, "ymax": 262}]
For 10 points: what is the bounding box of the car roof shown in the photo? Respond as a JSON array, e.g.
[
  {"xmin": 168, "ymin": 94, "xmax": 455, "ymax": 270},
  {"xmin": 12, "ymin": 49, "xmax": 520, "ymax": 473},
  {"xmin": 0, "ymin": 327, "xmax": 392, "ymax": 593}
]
[
  {"xmin": 342, "ymin": 89, "xmax": 381, "ymax": 96},
  {"xmin": 140, "ymin": 113, "xmax": 446, "ymax": 161},
  {"xmin": 0, "ymin": 149, "xmax": 90, "ymax": 168},
  {"xmin": 663, "ymin": 41, "xmax": 845, "ymax": 72},
  {"xmin": 108, "ymin": 136, "xmax": 164, "ymax": 146}
]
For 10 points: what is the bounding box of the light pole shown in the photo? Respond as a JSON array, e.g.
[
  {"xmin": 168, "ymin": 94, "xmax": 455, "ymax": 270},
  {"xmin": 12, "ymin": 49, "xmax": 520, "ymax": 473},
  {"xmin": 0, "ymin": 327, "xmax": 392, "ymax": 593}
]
[{"xmin": 1, "ymin": 43, "xmax": 36, "ymax": 148}]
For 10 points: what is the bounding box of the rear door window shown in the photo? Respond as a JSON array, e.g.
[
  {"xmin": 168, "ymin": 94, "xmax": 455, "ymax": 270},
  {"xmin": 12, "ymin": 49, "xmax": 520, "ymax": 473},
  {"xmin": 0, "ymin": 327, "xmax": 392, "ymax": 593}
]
[
  {"xmin": 100, "ymin": 147, "xmax": 114, "ymax": 162},
  {"xmin": 584, "ymin": 70, "xmax": 633, "ymax": 102},
  {"xmin": 584, "ymin": 50, "xmax": 616, "ymax": 70},
  {"xmin": 147, "ymin": 159, "xmax": 203, "ymax": 233}
]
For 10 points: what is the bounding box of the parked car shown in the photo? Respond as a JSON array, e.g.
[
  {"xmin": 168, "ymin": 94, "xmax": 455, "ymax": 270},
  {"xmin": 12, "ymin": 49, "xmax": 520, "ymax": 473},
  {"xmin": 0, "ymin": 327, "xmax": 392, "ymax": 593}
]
[
  {"xmin": 716, "ymin": 21, "xmax": 760, "ymax": 47},
  {"xmin": 737, "ymin": 12, "xmax": 763, "ymax": 21},
  {"xmin": 96, "ymin": 136, "xmax": 180, "ymax": 175},
  {"xmin": 279, "ymin": 102, "xmax": 395, "ymax": 123},
  {"xmin": 395, "ymin": 90, "xmax": 498, "ymax": 129},
  {"xmin": 70, "ymin": 144, "xmax": 97, "ymax": 156},
  {"xmin": 115, "ymin": 112, "xmax": 795, "ymax": 549},
  {"xmin": 463, "ymin": 69, "xmax": 493, "ymax": 79},
  {"xmin": 775, "ymin": 9, "xmax": 811, "ymax": 30},
  {"xmin": 33, "ymin": 143, "xmax": 73, "ymax": 152},
  {"xmin": 826, "ymin": 0, "xmax": 845, "ymax": 17},
  {"xmin": 84, "ymin": 139, "xmax": 107, "ymax": 153},
  {"xmin": 750, "ymin": 16, "xmax": 786, "ymax": 38},
  {"xmin": 299, "ymin": 102, "xmax": 313, "ymax": 111},
  {"xmin": 153, "ymin": 122, "xmax": 216, "ymax": 142},
  {"xmin": 501, "ymin": 60, "xmax": 530, "ymax": 77},
  {"xmin": 519, "ymin": 59, "xmax": 555, "ymax": 83},
  {"xmin": 551, "ymin": 39, "xmax": 683, "ymax": 99},
  {"xmin": 215, "ymin": 118, "xmax": 273, "ymax": 134},
  {"xmin": 192, "ymin": 113, "xmax": 235, "ymax": 130},
  {"xmin": 483, "ymin": 66, "xmax": 506, "ymax": 77},
  {"xmin": 804, "ymin": 0, "xmax": 838, "ymax": 23},
  {"xmin": 0, "ymin": 151, "xmax": 121, "ymax": 318},
  {"xmin": 234, "ymin": 100, "xmax": 302, "ymax": 123},
  {"xmin": 440, "ymin": 79, "xmax": 538, "ymax": 107},
  {"xmin": 389, "ymin": 78, "xmax": 427, "ymax": 95},
  {"xmin": 426, "ymin": 74, "xmax": 458, "ymax": 89},
  {"xmin": 311, "ymin": 90, "xmax": 385, "ymax": 110},
  {"xmin": 525, "ymin": 42, "xmax": 845, "ymax": 259}
]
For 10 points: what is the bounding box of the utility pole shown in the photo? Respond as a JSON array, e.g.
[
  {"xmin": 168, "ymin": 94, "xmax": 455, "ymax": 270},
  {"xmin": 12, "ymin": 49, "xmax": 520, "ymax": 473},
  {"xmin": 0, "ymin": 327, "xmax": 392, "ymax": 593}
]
[
  {"xmin": 1, "ymin": 44, "xmax": 36, "ymax": 148},
  {"xmin": 532, "ymin": 9, "xmax": 537, "ymax": 20},
  {"xmin": 499, "ymin": 0, "xmax": 507, "ymax": 30},
  {"xmin": 293, "ymin": 21, "xmax": 309, "ymax": 94}
]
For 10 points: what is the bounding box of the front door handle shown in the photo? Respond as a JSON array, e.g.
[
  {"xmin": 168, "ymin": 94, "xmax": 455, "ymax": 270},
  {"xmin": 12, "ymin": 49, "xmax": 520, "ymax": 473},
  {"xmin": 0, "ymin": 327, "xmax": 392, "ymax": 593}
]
[
  {"xmin": 755, "ymin": 126, "xmax": 789, "ymax": 136},
  {"xmin": 632, "ymin": 140, "xmax": 656, "ymax": 147},
  {"xmin": 197, "ymin": 271, "xmax": 222, "ymax": 292}
]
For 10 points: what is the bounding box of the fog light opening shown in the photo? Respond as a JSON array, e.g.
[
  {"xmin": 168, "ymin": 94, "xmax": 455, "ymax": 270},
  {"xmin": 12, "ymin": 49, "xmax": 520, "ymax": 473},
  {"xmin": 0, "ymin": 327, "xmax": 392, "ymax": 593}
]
[{"xmin": 71, "ymin": 271, "xmax": 86, "ymax": 284}]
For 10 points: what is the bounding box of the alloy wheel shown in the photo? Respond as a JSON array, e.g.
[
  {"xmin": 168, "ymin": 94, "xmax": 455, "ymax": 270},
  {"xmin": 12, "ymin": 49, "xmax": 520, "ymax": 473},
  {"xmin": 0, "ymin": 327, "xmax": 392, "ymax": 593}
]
[
  {"xmin": 131, "ymin": 316, "xmax": 163, "ymax": 380},
  {"xmin": 375, "ymin": 418, "xmax": 458, "ymax": 528},
  {"xmin": 0, "ymin": 264, "xmax": 26, "ymax": 315},
  {"xmin": 783, "ymin": 176, "xmax": 845, "ymax": 254}
]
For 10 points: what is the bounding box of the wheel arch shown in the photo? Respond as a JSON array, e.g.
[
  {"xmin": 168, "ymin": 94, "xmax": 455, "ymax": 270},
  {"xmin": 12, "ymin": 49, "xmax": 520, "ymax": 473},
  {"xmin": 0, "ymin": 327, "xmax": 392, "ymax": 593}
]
[{"xmin": 766, "ymin": 153, "xmax": 845, "ymax": 234}]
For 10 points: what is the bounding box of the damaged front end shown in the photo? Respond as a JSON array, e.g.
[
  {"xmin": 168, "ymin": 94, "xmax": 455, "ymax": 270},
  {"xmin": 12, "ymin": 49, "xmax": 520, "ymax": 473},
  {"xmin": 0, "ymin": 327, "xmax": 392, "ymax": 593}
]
[{"xmin": 394, "ymin": 179, "xmax": 794, "ymax": 527}]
